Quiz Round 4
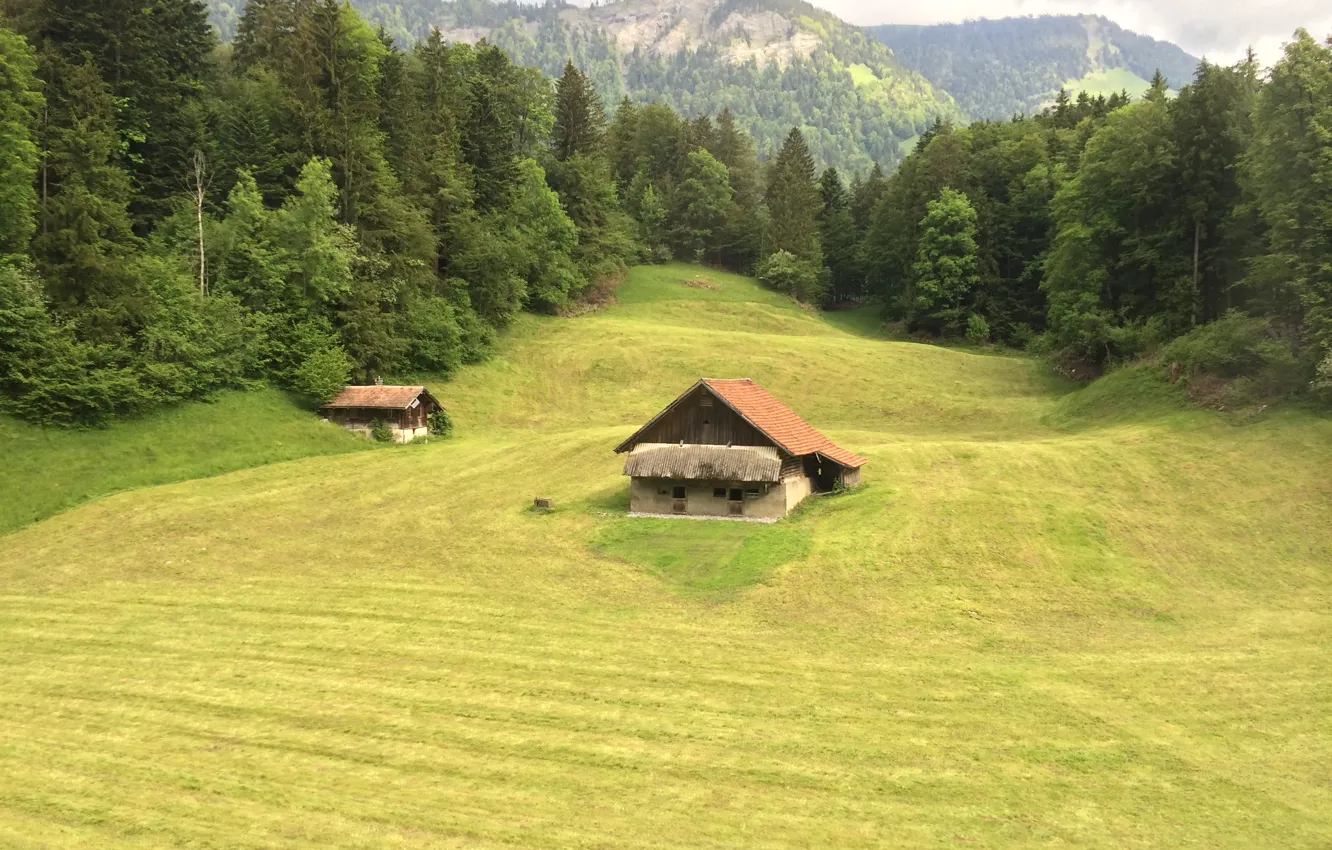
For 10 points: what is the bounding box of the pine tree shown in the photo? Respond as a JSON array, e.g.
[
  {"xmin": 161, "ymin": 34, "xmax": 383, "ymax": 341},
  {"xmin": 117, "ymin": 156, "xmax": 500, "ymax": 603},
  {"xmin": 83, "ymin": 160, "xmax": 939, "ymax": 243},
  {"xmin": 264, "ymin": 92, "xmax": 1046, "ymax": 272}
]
[
  {"xmin": 1171, "ymin": 60, "xmax": 1255, "ymax": 323},
  {"xmin": 765, "ymin": 127, "xmax": 822, "ymax": 263},
  {"xmin": 709, "ymin": 108, "xmax": 763, "ymax": 270},
  {"xmin": 27, "ymin": 0, "xmax": 216, "ymax": 229},
  {"xmin": 552, "ymin": 60, "xmax": 606, "ymax": 162},
  {"xmin": 606, "ymin": 96, "xmax": 640, "ymax": 189},
  {"xmin": 852, "ymin": 162, "xmax": 886, "ymax": 234},
  {"xmin": 32, "ymin": 52, "xmax": 139, "ymax": 335},
  {"xmin": 818, "ymin": 167, "xmax": 859, "ymax": 302},
  {"xmin": 1147, "ymin": 69, "xmax": 1170, "ymax": 102},
  {"xmin": 0, "ymin": 28, "xmax": 43, "ymax": 258}
]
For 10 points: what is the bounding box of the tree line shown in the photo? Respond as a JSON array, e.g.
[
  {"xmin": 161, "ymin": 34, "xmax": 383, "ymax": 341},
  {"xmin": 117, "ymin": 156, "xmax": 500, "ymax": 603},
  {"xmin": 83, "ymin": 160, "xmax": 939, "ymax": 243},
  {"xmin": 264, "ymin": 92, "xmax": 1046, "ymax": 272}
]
[
  {"xmin": 0, "ymin": 0, "xmax": 866, "ymax": 425},
  {"xmin": 838, "ymin": 38, "xmax": 1331, "ymax": 403},
  {"xmin": 2, "ymin": 0, "xmax": 1329, "ymax": 426},
  {"xmin": 0, "ymin": 0, "xmax": 644, "ymax": 424}
]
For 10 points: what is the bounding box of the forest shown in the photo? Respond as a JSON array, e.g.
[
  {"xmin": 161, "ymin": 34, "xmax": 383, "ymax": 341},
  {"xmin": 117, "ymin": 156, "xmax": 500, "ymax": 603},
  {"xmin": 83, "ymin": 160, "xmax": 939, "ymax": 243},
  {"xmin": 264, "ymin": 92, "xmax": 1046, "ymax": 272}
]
[
  {"xmin": 1, "ymin": 0, "xmax": 1331, "ymax": 426},
  {"xmin": 848, "ymin": 45, "xmax": 1332, "ymax": 406}
]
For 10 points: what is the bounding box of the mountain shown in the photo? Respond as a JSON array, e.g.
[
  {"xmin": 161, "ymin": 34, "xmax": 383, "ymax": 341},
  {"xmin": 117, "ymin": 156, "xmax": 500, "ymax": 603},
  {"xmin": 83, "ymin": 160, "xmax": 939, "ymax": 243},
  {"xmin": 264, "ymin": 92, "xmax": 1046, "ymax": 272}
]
[
  {"xmin": 209, "ymin": 0, "xmax": 965, "ymax": 172},
  {"xmin": 870, "ymin": 15, "xmax": 1200, "ymax": 120}
]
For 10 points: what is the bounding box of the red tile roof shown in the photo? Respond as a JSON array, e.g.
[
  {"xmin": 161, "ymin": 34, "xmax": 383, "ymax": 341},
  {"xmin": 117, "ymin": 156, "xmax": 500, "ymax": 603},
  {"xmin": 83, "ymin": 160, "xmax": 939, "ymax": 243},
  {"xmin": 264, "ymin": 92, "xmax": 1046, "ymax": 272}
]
[
  {"xmin": 702, "ymin": 379, "xmax": 867, "ymax": 469},
  {"xmin": 322, "ymin": 385, "xmax": 433, "ymax": 410}
]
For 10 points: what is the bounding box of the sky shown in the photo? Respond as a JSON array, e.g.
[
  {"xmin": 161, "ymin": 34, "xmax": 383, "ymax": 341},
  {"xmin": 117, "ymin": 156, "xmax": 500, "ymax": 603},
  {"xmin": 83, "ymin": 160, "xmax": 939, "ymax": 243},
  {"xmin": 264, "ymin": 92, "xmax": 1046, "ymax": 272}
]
[{"xmin": 805, "ymin": 0, "xmax": 1332, "ymax": 65}]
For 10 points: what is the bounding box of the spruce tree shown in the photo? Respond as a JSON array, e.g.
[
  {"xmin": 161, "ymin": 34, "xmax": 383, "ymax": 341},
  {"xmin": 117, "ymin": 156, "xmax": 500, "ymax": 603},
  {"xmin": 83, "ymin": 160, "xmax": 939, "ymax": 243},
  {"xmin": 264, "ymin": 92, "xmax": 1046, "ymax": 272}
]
[
  {"xmin": 0, "ymin": 27, "xmax": 43, "ymax": 258},
  {"xmin": 818, "ymin": 167, "xmax": 859, "ymax": 302},
  {"xmin": 852, "ymin": 163, "xmax": 886, "ymax": 234},
  {"xmin": 1171, "ymin": 60, "xmax": 1255, "ymax": 323},
  {"xmin": 27, "ymin": 0, "xmax": 216, "ymax": 229},
  {"xmin": 764, "ymin": 127, "xmax": 822, "ymax": 263},
  {"xmin": 710, "ymin": 108, "xmax": 763, "ymax": 269},
  {"xmin": 32, "ymin": 52, "xmax": 139, "ymax": 333},
  {"xmin": 552, "ymin": 61, "xmax": 606, "ymax": 162}
]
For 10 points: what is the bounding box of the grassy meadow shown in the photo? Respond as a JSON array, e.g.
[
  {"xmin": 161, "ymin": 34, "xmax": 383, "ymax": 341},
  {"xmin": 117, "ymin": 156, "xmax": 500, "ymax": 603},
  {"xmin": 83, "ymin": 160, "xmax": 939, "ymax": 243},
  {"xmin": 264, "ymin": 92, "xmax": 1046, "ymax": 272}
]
[
  {"xmin": 0, "ymin": 389, "xmax": 375, "ymax": 536},
  {"xmin": 1, "ymin": 263, "xmax": 1330, "ymax": 847}
]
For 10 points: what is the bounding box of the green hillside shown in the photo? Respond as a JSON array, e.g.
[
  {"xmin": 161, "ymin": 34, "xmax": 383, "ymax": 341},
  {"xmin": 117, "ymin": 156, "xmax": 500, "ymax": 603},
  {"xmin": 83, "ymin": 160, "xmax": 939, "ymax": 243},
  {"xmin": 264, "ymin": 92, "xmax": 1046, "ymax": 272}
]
[
  {"xmin": 2, "ymin": 264, "xmax": 1331, "ymax": 846},
  {"xmin": 871, "ymin": 15, "xmax": 1199, "ymax": 119},
  {"xmin": 0, "ymin": 390, "xmax": 376, "ymax": 536}
]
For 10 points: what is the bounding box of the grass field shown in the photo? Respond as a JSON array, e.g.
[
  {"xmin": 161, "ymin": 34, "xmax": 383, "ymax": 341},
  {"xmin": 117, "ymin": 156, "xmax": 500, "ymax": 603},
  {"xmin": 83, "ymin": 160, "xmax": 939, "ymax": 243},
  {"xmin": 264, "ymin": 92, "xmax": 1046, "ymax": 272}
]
[
  {"xmin": 0, "ymin": 389, "xmax": 374, "ymax": 536},
  {"xmin": 1061, "ymin": 67, "xmax": 1159, "ymax": 102},
  {"xmin": 2, "ymin": 263, "xmax": 1330, "ymax": 847}
]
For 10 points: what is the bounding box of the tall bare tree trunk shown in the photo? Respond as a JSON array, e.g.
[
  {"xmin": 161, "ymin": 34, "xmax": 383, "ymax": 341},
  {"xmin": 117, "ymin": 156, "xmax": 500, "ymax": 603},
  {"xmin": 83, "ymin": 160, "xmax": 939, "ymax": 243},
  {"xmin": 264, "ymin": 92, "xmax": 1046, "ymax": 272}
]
[
  {"xmin": 1192, "ymin": 219, "xmax": 1201, "ymax": 324},
  {"xmin": 192, "ymin": 149, "xmax": 209, "ymax": 296}
]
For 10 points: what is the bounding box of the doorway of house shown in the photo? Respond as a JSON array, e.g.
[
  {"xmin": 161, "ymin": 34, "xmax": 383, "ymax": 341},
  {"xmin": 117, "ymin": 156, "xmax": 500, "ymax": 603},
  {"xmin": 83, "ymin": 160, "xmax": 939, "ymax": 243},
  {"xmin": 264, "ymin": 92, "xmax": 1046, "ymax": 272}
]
[
  {"xmin": 728, "ymin": 488, "xmax": 744, "ymax": 515},
  {"xmin": 672, "ymin": 484, "xmax": 687, "ymax": 514},
  {"xmin": 804, "ymin": 456, "xmax": 843, "ymax": 493}
]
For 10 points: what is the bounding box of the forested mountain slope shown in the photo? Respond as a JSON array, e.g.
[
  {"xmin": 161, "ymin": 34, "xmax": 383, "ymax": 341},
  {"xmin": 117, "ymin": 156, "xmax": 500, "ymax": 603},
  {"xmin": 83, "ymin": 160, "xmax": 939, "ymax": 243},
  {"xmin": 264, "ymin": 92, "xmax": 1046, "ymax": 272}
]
[
  {"xmin": 871, "ymin": 15, "xmax": 1200, "ymax": 120},
  {"xmin": 211, "ymin": 0, "xmax": 964, "ymax": 172}
]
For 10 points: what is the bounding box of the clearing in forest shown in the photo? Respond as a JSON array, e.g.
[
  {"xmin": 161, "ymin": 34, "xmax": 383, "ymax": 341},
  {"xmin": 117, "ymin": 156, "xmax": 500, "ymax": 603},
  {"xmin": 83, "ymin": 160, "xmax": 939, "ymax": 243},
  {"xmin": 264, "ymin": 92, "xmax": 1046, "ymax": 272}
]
[{"xmin": 1, "ymin": 263, "xmax": 1330, "ymax": 848}]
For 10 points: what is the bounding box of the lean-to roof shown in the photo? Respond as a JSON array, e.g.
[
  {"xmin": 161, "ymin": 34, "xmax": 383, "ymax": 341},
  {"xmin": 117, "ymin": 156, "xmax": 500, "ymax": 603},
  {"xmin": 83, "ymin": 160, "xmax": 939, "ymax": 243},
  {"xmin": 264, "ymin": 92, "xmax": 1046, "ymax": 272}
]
[{"xmin": 623, "ymin": 443, "xmax": 783, "ymax": 482}]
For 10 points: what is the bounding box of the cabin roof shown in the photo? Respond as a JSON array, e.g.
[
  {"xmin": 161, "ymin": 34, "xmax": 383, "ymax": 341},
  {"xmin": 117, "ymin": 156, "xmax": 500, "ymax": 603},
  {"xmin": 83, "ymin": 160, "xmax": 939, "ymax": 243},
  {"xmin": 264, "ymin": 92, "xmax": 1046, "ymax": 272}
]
[
  {"xmin": 623, "ymin": 443, "xmax": 782, "ymax": 482},
  {"xmin": 322, "ymin": 385, "xmax": 439, "ymax": 410},
  {"xmin": 616, "ymin": 378, "xmax": 867, "ymax": 469}
]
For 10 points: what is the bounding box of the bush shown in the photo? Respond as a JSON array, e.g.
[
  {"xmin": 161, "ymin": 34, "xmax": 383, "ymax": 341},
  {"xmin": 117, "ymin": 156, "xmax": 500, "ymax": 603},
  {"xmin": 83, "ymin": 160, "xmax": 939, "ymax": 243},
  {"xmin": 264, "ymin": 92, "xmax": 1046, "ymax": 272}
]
[
  {"xmin": 428, "ymin": 408, "xmax": 454, "ymax": 437},
  {"xmin": 1313, "ymin": 352, "xmax": 1332, "ymax": 402},
  {"xmin": 1161, "ymin": 312, "xmax": 1297, "ymax": 379},
  {"xmin": 756, "ymin": 250, "xmax": 826, "ymax": 304},
  {"xmin": 289, "ymin": 344, "xmax": 351, "ymax": 403},
  {"xmin": 370, "ymin": 419, "xmax": 395, "ymax": 443},
  {"xmin": 966, "ymin": 313, "xmax": 990, "ymax": 345},
  {"xmin": 1008, "ymin": 322, "xmax": 1035, "ymax": 349}
]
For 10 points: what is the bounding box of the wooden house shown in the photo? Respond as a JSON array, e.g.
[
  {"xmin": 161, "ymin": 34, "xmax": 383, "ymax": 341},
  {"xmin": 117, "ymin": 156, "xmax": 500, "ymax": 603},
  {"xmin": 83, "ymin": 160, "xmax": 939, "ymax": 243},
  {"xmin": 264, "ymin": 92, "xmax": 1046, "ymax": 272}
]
[
  {"xmin": 321, "ymin": 384, "xmax": 442, "ymax": 443},
  {"xmin": 615, "ymin": 378, "xmax": 866, "ymax": 519}
]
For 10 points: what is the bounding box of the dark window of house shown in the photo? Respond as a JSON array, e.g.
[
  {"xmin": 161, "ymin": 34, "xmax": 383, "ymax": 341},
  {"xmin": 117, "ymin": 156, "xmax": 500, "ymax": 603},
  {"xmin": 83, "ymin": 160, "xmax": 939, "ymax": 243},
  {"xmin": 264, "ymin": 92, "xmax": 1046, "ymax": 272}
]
[
  {"xmin": 745, "ymin": 488, "xmax": 759, "ymax": 499},
  {"xmin": 701, "ymin": 397, "xmax": 713, "ymax": 407},
  {"xmin": 672, "ymin": 486, "xmax": 686, "ymax": 499},
  {"xmin": 713, "ymin": 487, "xmax": 726, "ymax": 498},
  {"xmin": 728, "ymin": 488, "xmax": 742, "ymax": 501}
]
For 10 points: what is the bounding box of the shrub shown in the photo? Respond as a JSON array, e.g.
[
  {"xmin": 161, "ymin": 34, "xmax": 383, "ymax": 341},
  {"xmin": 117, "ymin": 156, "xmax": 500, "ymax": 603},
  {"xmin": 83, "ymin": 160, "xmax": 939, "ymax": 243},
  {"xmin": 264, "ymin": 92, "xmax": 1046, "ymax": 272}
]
[
  {"xmin": 1008, "ymin": 322, "xmax": 1035, "ymax": 349},
  {"xmin": 756, "ymin": 250, "xmax": 826, "ymax": 304},
  {"xmin": 1161, "ymin": 312, "xmax": 1296, "ymax": 379},
  {"xmin": 429, "ymin": 408, "xmax": 454, "ymax": 437},
  {"xmin": 370, "ymin": 419, "xmax": 395, "ymax": 443},
  {"xmin": 290, "ymin": 345, "xmax": 351, "ymax": 403},
  {"xmin": 1313, "ymin": 352, "xmax": 1332, "ymax": 402},
  {"xmin": 966, "ymin": 313, "xmax": 990, "ymax": 345}
]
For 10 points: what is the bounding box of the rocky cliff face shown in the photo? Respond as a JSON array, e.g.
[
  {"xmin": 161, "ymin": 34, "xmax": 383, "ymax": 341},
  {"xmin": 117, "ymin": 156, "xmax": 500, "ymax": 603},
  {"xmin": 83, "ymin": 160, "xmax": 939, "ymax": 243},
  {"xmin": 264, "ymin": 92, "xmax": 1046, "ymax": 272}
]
[{"xmin": 439, "ymin": 0, "xmax": 828, "ymax": 69}]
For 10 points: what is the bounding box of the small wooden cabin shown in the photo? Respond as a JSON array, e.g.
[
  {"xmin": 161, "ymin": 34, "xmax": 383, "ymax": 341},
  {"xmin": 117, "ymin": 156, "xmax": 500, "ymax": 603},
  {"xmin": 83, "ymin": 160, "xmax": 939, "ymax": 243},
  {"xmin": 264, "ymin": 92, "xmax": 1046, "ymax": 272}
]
[
  {"xmin": 615, "ymin": 378, "xmax": 866, "ymax": 519},
  {"xmin": 321, "ymin": 384, "xmax": 442, "ymax": 443}
]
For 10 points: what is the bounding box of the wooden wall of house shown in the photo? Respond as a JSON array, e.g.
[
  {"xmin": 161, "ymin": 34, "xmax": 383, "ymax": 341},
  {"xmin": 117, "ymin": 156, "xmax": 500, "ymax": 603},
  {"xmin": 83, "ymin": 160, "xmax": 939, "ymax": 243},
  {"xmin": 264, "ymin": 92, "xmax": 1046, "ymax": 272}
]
[{"xmin": 635, "ymin": 385, "xmax": 774, "ymax": 448}]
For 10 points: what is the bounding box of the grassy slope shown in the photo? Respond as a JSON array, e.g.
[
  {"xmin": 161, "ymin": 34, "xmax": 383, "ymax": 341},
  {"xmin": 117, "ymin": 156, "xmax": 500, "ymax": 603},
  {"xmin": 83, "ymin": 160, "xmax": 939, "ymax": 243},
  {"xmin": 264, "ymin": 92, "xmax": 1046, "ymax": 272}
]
[
  {"xmin": 1063, "ymin": 67, "xmax": 1156, "ymax": 101},
  {"xmin": 1, "ymin": 262, "xmax": 1330, "ymax": 847},
  {"xmin": 0, "ymin": 389, "xmax": 375, "ymax": 536}
]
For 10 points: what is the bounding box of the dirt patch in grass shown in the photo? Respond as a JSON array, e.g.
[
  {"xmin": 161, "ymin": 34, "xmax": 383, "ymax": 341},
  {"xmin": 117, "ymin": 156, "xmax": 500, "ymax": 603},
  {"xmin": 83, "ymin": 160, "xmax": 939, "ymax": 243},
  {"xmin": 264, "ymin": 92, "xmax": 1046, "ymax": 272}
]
[{"xmin": 681, "ymin": 277, "xmax": 722, "ymax": 291}]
